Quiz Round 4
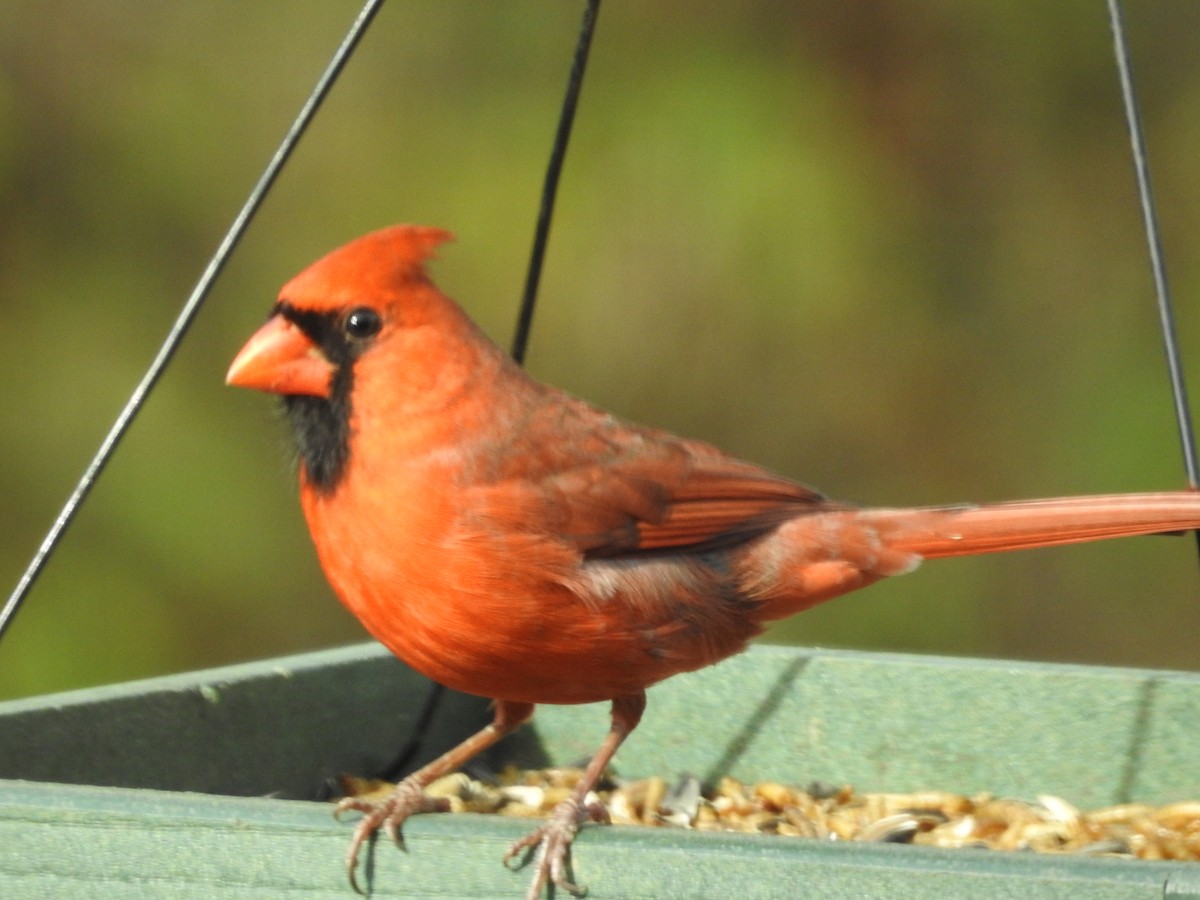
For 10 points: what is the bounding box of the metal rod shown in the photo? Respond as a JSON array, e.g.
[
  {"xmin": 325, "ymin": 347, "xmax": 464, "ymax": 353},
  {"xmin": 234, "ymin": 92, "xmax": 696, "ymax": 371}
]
[
  {"xmin": 1108, "ymin": 1, "xmax": 1200, "ymax": 485},
  {"xmin": 388, "ymin": 0, "xmax": 604, "ymax": 781},
  {"xmin": 0, "ymin": 0, "xmax": 387, "ymax": 645},
  {"xmin": 1106, "ymin": 0, "xmax": 1200, "ymax": 568},
  {"xmin": 510, "ymin": 0, "xmax": 602, "ymax": 364}
]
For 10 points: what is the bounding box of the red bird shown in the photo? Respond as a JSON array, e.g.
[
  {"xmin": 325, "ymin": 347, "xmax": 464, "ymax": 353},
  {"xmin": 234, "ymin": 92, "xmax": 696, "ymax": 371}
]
[{"xmin": 228, "ymin": 225, "xmax": 1200, "ymax": 898}]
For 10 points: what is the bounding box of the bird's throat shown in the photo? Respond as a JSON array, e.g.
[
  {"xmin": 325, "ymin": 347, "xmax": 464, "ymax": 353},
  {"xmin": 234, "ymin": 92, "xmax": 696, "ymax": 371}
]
[{"xmin": 283, "ymin": 379, "xmax": 352, "ymax": 494}]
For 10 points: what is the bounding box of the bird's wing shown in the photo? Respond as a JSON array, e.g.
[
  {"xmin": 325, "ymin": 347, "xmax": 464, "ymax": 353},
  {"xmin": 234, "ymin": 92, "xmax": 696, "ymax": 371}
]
[
  {"xmin": 557, "ymin": 447, "xmax": 835, "ymax": 557},
  {"xmin": 471, "ymin": 401, "xmax": 839, "ymax": 558}
]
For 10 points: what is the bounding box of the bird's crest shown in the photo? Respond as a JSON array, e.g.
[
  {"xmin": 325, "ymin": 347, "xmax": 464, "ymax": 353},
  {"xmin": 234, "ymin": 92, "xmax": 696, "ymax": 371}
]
[{"xmin": 279, "ymin": 224, "xmax": 454, "ymax": 313}]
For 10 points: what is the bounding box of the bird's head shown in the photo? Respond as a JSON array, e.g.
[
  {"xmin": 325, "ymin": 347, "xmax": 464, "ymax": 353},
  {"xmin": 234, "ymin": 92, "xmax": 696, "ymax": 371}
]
[
  {"xmin": 227, "ymin": 224, "xmax": 461, "ymax": 492},
  {"xmin": 226, "ymin": 224, "xmax": 453, "ymax": 399}
]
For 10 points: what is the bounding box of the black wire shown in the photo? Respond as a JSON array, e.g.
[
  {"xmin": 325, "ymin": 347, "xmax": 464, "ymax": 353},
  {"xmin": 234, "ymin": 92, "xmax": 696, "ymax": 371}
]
[
  {"xmin": 1106, "ymin": 1, "xmax": 1200, "ymax": 567},
  {"xmin": 378, "ymin": 678, "xmax": 449, "ymax": 783},
  {"xmin": 510, "ymin": 0, "xmax": 602, "ymax": 364},
  {"xmin": 383, "ymin": 0, "xmax": 603, "ymax": 782},
  {"xmin": 0, "ymin": 0, "xmax": 387, "ymax": 646}
]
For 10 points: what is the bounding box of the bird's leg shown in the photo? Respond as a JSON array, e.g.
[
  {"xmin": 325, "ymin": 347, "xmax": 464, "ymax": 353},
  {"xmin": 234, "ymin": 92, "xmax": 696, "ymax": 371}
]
[
  {"xmin": 337, "ymin": 698, "xmax": 534, "ymax": 894},
  {"xmin": 505, "ymin": 693, "xmax": 646, "ymax": 900}
]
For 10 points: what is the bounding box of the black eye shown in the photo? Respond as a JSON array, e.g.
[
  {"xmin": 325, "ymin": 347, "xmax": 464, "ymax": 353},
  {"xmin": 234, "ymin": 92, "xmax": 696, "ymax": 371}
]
[{"xmin": 343, "ymin": 307, "xmax": 382, "ymax": 341}]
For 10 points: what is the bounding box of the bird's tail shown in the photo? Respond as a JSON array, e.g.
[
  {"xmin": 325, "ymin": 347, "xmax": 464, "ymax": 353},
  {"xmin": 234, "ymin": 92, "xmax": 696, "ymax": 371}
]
[
  {"xmin": 741, "ymin": 491, "xmax": 1200, "ymax": 622},
  {"xmin": 866, "ymin": 491, "xmax": 1200, "ymax": 559}
]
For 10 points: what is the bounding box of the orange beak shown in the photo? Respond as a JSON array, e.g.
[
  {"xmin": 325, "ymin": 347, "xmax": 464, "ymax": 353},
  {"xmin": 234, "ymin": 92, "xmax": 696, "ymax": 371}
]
[{"xmin": 226, "ymin": 314, "xmax": 334, "ymax": 397}]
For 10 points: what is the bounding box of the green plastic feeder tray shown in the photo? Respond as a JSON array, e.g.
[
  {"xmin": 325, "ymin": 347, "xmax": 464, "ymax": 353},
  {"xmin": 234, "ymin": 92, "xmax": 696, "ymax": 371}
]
[{"xmin": 1, "ymin": 642, "xmax": 1198, "ymax": 898}]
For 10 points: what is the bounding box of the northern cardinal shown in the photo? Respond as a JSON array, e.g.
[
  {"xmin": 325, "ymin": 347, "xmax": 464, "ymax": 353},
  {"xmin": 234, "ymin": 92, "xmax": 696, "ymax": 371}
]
[{"xmin": 228, "ymin": 224, "xmax": 1200, "ymax": 899}]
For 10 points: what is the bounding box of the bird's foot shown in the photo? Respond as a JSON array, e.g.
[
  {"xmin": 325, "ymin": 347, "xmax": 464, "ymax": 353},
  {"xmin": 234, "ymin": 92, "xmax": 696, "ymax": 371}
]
[
  {"xmin": 334, "ymin": 777, "xmax": 451, "ymax": 894},
  {"xmin": 504, "ymin": 794, "xmax": 609, "ymax": 899}
]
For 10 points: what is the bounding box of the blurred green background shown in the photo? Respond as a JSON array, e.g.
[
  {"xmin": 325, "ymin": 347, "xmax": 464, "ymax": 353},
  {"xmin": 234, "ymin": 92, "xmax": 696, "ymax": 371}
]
[{"xmin": 3, "ymin": 2, "xmax": 1200, "ymax": 701}]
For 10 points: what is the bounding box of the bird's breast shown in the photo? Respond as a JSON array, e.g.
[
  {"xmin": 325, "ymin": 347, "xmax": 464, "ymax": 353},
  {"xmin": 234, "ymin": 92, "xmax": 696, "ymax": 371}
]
[{"xmin": 299, "ymin": 461, "xmax": 763, "ymax": 704}]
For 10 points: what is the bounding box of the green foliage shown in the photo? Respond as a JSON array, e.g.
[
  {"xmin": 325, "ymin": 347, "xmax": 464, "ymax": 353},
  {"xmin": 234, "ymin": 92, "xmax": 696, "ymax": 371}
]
[{"xmin": 3, "ymin": 3, "xmax": 1200, "ymax": 699}]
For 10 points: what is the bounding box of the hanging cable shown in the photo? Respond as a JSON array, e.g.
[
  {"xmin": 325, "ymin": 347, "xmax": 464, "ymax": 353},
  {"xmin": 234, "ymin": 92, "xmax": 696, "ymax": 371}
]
[
  {"xmin": 0, "ymin": 0, "xmax": 387, "ymax": 645},
  {"xmin": 1107, "ymin": 0, "xmax": 1200, "ymax": 570}
]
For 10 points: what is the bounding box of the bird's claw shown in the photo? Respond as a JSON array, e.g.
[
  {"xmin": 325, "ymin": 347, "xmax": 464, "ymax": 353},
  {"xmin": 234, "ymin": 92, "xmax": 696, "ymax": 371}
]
[
  {"xmin": 335, "ymin": 778, "xmax": 451, "ymax": 895},
  {"xmin": 505, "ymin": 796, "xmax": 609, "ymax": 899}
]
